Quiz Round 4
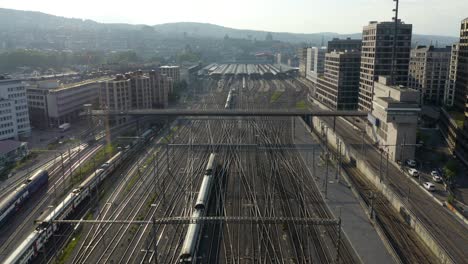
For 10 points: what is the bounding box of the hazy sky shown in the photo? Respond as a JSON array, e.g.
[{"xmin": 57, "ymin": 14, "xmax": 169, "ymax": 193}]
[{"xmin": 0, "ymin": 0, "xmax": 466, "ymax": 36}]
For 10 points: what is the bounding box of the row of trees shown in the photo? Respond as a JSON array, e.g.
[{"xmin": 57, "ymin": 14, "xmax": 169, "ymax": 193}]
[{"xmin": 0, "ymin": 49, "xmax": 149, "ymax": 72}]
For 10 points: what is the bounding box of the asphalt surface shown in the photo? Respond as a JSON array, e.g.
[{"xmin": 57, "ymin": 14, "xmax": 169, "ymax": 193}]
[
  {"xmin": 310, "ymin": 104, "xmax": 468, "ymax": 263},
  {"xmin": 293, "ymin": 117, "xmax": 395, "ymax": 264}
]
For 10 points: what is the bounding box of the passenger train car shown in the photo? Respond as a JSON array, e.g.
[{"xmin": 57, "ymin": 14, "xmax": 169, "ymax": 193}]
[
  {"xmin": 4, "ymin": 128, "xmax": 155, "ymax": 264},
  {"xmin": 179, "ymin": 153, "xmax": 218, "ymax": 263},
  {"xmin": 0, "ymin": 170, "xmax": 48, "ymax": 226}
]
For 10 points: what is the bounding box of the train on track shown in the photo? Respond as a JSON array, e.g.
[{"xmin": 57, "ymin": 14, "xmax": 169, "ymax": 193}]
[
  {"xmin": 0, "ymin": 170, "xmax": 49, "ymax": 226},
  {"xmin": 4, "ymin": 127, "xmax": 156, "ymax": 264},
  {"xmin": 225, "ymin": 88, "xmax": 235, "ymax": 109},
  {"xmin": 179, "ymin": 153, "xmax": 218, "ymax": 263}
]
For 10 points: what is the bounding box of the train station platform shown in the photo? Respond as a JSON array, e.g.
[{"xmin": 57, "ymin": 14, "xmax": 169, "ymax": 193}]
[{"xmin": 293, "ymin": 117, "xmax": 396, "ymax": 264}]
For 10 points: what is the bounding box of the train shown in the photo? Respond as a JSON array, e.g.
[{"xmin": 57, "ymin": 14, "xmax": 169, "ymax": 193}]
[
  {"xmin": 4, "ymin": 128, "xmax": 156, "ymax": 264},
  {"xmin": 224, "ymin": 89, "xmax": 235, "ymax": 109},
  {"xmin": 179, "ymin": 153, "xmax": 217, "ymax": 263},
  {"xmin": 0, "ymin": 170, "xmax": 49, "ymax": 226}
]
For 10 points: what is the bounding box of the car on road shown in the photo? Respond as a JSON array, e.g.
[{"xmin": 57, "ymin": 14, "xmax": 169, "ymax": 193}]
[
  {"xmin": 423, "ymin": 182, "xmax": 436, "ymax": 191},
  {"xmin": 406, "ymin": 159, "xmax": 417, "ymax": 167},
  {"xmin": 433, "ymin": 175, "xmax": 443, "ymax": 183},
  {"xmin": 430, "ymin": 170, "xmax": 440, "ymax": 177},
  {"xmin": 408, "ymin": 168, "xmax": 419, "ymax": 177}
]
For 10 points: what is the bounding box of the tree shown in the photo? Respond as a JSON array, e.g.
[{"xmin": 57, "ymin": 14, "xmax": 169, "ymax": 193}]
[{"xmin": 443, "ymin": 160, "xmax": 458, "ymax": 185}]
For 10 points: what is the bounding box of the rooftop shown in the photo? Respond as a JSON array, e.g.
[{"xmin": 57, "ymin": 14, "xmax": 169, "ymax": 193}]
[
  {"xmin": 0, "ymin": 140, "xmax": 26, "ymax": 155},
  {"xmin": 160, "ymin": 65, "xmax": 179, "ymax": 69}
]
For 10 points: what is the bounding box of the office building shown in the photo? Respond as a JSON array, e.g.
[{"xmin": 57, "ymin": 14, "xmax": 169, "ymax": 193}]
[
  {"xmin": 127, "ymin": 71, "xmax": 152, "ymax": 109},
  {"xmin": 315, "ymin": 51, "xmax": 361, "ymax": 110},
  {"xmin": 298, "ymin": 47, "xmax": 309, "ymax": 78},
  {"xmin": 0, "ymin": 140, "xmax": 28, "ymax": 169},
  {"xmin": 327, "ymin": 38, "xmax": 362, "ymax": 52},
  {"xmin": 444, "ymin": 43, "xmax": 460, "ymax": 107},
  {"xmin": 306, "ymin": 47, "xmax": 327, "ymax": 83},
  {"xmin": 149, "ymin": 70, "xmax": 169, "ymax": 108},
  {"xmin": 276, "ymin": 53, "xmax": 282, "ymax": 65},
  {"xmin": 459, "ymin": 18, "xmax": 468, "ymax": 120},
  {"xmin": 159, "ymin": 66, "xmax": 180, "ymax": 83},
  {"xmin": 370, "ymin": 76, "xmax": 420, "ymax": 161},
  {"xmin": 27, "ymin": 78, "xmax": 106, "ymax": 128},
  {"xmin": 99, "ymin": 75, "xmax": 131, "ymax": 112},
  {"xmin": 439, "ymin": 18, "xmax": 468, "ymax": 167},
  {"xmin": 408, "ymin": 45, "xmax": 451, "ymax": 105},
  {"xmin": 358, "ymin": 21, "xmax": 413, "ymax": 112},
  {"xmin": 0, "ymin": 78, "xmax": 30, "ymax": 140}
]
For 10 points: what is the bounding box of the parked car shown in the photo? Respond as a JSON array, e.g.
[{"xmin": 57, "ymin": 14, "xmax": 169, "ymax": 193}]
[
  {"xmin": 432, "ymin": 175, "xmax": 443, "ymax": 183},
  {"xmin": 406, "ymin": 159, "xmax": 417, "ymax": 167},
  {"xmin": 423, "ymin": 182, "xmax": 436, "ymax": 191},
  {"xmin": 408, "ymin": 168, "xmax": 419, "ymax": 177}
]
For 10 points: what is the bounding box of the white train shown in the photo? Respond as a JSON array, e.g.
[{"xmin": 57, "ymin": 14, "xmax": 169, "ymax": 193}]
[
  {"xmin": 179, "ymin": 153, "xmax": 217, "ymax": 263},
  {"xmin": 4, "ymin": 128, "xmax": 155, "ymax": 264}
]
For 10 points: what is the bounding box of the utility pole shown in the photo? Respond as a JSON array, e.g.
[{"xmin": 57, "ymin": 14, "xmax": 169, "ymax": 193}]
[
  {"xmin": 324, "ymin": 152, "xmax": 329, "ymax": 199},
  {"xmin": 369, "ymin": 191, "xmax": 375, "ymax": 219},
  {"xmin": 152, "ymin": 216, "xmax": 158, "ymax": 264},
  {"xmin": 379, "ymin": 149, "xmax": 383, "ymax": 182}
]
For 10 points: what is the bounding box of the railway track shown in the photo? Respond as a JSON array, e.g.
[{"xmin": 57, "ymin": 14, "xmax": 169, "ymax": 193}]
[{"xmin": 29, "ymin": 77, "xmax": 360, "ymax": 264}]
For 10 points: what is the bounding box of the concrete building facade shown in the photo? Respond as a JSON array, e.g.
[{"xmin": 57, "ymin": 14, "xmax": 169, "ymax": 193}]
[
  {"xmin": 99, "ymin": 75, "xmax": 132, "ymax": 112},
  {"xmin": 127, "ymin": 72, "xmax": 152, "ymax": 110},
  {"xmin": 444, "ymin": 43, "xmax": 460, "ymax": 107},
  {"xmin": 306, "ymin": 47, "xmax": 327, "ymax": 83},
  {"xmin": 27, "ymin": 78, "xmax": 105, "ymax": 128},
  {"xmin": 459, "ymin": 18, "xmax": 468, "ymax": 122},
  {"xmin": 315, "ymin": 51, "xmax": 361, "ymax": 110},
  {"xmin": 0, "ymin": 99, "xmax": 16, "ymax": 140},
  {"xmin": 370, "ymin": 76, "xmax": 420, "ymax": 162},
  {"xmin": 149, "ymin": 70, "xmax": 169, "ymax": 108},
  {"xmin": 0, "ymin": 78, "xmax": 30, "ymax": 140},
  {"xmin": 159, "ymin": 66, "xmax": 180, "ymax": 83},
  {"xmin": 439, "ymin": 18, "xmax": 468, "ymax": 167},
  {"xmin": 358, "ymin": 21, "xmax": 413, "ymax": 112},
  {"xmin": 327, "ymin": 38, "xmax": 362, "ymax": 53},
  {"xmin": 408, "ymin": 45, "xmax": 451, "ymax": 106},
  {"xmin": 298, "ymin": 47, "xmax": 309, "ymax": 78}
]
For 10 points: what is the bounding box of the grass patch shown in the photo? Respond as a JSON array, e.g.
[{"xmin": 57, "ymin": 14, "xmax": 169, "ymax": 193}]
[
  {"xmin": 56, "ymin": 232, "xmax": 81, "ymax": 264},
  {"xmin": 295, "ymin": 100, "xmax": 307, "ymax": 109},
  {"xmin": 270, "ymin": 91, "xmax": 284, "ymax": 103},
  {"xmin": 124, "ymin": 172, "xmax": 140, "ymax": 194},
  {"xmin": 162, "ymin": 126, "xmax": 179, "ymax": 143},
  {"xmin": 448, "ymin": 111, "xmax": 465, "ymax": 128},
  {"xmin": 72, "ymin": 144, "xmax": 116, "ymax": 185}
]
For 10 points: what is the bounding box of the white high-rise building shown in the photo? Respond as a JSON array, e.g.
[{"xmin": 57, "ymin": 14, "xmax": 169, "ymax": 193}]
[{"xmin": 0, "ymin": 78, "xmax": 31, "ymax": 140}]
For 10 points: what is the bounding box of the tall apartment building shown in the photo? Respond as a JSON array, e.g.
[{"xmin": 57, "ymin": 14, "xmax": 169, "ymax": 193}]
[
  {"xmin": 315, "ymin": 51, "xmax": 361, "ymax": 110},
  {"xmin": 358, "ymin": 21, "xmax": 413, "ymax": 112},
  {"xmin": 149, "ymin": 70, "xmax": 169, "ymax": 108},
  {"xmin": 408, "ymin": 45, "xmax": 451, "ymax": 105},
  {"xmin": 327, "ymin": 38, "xmax": 362, "ymax": 52},
  {"xmin": 0, "ymin": 78, "xmax": 30, "ymax": 140},
  {"xmin": 126, "ymin": 72, "xmax": 152, "ymax": 109},
  {"xmin": 444, "ymin": 43, "xmax": 460, "ymax": 106},
  {"xmin": 439, "ymin": 18, "xmax": 468, "ymax": 167},
  {"xmin": 306, "ymin": 47, "xmax": 327, "ymax": 82},
  {"xmin": 298, "ymin": 47, "xmax": 309, "ymax": 78},
  {"xmin": 159, "ymin": 66, "xmax": 180, "ymax": 83},
  {"xmin": 99, "ymin": 75, "xmax": 131, "ymax": 112},
  {"xmin": 458, "ymin": 18, "xmax": 468, "ymax": 119},
  {"xmin": 27, "ymin": 78, "xmax": 106, "ymax": 128}
]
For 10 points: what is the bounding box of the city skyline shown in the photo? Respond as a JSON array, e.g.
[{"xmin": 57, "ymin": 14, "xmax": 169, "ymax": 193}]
[{"xmin": 0, "ymin": 0, "xmax": 466, "ymax": 36}]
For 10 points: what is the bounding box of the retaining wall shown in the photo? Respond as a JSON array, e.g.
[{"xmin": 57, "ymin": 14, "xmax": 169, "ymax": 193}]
[{"xmin": 308, "ymin": 116, "xmax": 454, "ymax": 264}]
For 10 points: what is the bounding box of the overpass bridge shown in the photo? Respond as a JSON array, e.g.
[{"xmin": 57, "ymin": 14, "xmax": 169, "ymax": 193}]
[{"xmin": 91, "ymin": 109, "xmax": 368, "ymax": 117}]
